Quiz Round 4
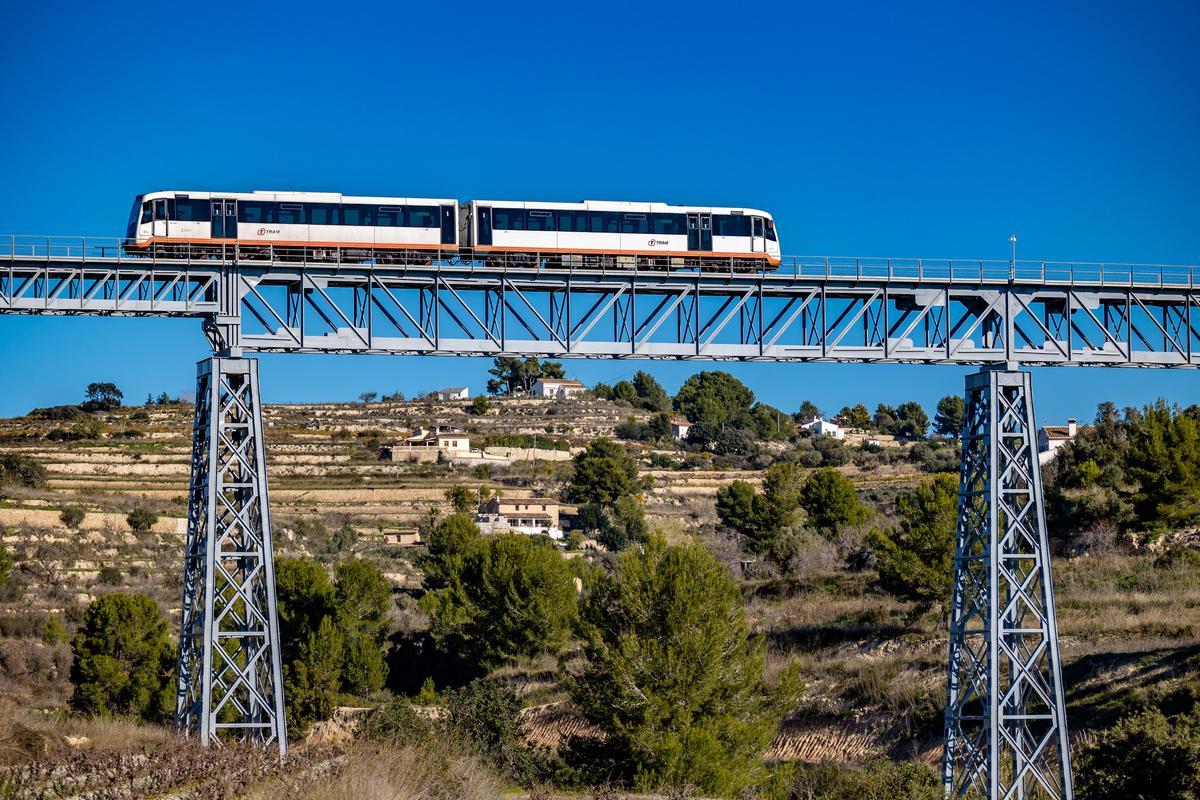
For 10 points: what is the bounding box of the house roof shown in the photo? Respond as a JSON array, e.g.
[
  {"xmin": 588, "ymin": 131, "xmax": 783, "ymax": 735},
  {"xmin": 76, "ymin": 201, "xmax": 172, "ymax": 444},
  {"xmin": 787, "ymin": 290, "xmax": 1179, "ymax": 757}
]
[
  {"xmin": 494, "ymin": 495, "xmax": 560, "ymax": 506},
  {"xmin": 537, "ymin": 378, "xmax": 585, "ymax": 387},
  {"xmin": 438, "ymin": 387, "xmax": 468, "ymax": 393},
  {"xmin": 671, "ymin": 419, "xmax": 691, "ymax": 427},
  {"xmin": 1042, "ymin": 426, "xmax": 1074, "ymax": 440}
]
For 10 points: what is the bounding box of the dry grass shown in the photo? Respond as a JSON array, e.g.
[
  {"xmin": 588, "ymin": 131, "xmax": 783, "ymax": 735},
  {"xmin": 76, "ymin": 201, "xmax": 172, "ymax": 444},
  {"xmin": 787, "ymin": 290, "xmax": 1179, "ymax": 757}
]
[
  {"xmin": 0, "ymin": 698, "xmax": 173, "ymax": 764},
  {"xmin": 249, "ymin": 743, "xmax": 501, "ymax": 800}
]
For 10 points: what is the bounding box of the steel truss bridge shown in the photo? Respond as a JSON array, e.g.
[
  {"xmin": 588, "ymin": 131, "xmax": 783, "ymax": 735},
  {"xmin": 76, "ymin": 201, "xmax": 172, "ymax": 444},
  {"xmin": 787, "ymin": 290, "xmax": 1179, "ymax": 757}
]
[{"xmin": 7, "ymin": 236, "xmax": 1198, "ymax": 800}]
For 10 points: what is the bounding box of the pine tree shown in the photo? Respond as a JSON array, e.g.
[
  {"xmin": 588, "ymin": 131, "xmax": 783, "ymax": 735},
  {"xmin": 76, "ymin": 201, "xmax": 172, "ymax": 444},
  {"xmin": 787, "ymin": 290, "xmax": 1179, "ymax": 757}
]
[{"xmin": 570, "ymin": 535, "xmax": 800, "ymax": 795}]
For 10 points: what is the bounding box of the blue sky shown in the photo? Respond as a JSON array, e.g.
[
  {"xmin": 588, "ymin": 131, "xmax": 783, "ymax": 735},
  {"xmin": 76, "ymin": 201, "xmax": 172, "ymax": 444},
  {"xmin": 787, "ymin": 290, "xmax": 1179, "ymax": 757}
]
[{"xmin": 1, "ymin": 1, "xmax": 1198, "ymax": 423}]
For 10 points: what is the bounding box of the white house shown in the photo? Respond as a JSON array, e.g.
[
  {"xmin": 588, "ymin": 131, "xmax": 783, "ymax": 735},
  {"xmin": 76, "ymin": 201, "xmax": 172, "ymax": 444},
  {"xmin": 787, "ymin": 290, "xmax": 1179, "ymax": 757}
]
[
  {"xmin": 433, "ymin": 386, "xmax": 469, "ymax": 400},
  {"xmin": 532, "ymin": 378, "xmax": 587, "ymax": 399},
  {"xmin": 380, "ymin": 426, "xmax": 471, "ymax": 462},
  {"xmin": 670, "ymin": 419, "xmax": 692, "ymax": 441},
  {"xmin": 475, "ymin": 496, "xmax": 563, "ymax": 540},
  {"xmin": 1037, "ymin": 418, "xmax": 1078, "ymax": 465},
  {"xmin": 800, "ymin": 417, "xmax": 845, "ymax": 440}
]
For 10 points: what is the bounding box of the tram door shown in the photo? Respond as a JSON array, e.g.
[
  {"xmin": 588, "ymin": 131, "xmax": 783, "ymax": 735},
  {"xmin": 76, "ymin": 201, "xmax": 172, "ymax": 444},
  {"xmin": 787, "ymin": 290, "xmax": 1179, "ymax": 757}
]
[
  {"xmin": 152, "ymin": 198, "xmax": 169, "ymax": 239},
  {"xmin": 440, "ymin": 206, "xmax": 456, "ymax": 246},
  {"xmin": 687, "ymin": 213, "xmax": 712, "ymax": 253},
  {"xmin": 210, "ymin": 199, "xmax": 237, "ymax": 239},
  {"xmin": 751, "ymin": 216, "xmax": 765, "ymax": 253},
  {"xmin": 476, "ymin": 206, "xmax": 493, "ymax": 246}
]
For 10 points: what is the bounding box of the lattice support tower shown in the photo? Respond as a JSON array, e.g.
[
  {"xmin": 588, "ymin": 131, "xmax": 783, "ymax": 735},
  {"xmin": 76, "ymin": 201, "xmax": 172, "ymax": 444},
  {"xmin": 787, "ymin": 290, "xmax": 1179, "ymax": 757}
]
[
  {"xmin": 943, "ymin": 368, "xmax": 1072, "ymax": 799},
  {"xmin": 176, "ymin": 356, "xmax": 287, "ymax": 753}
]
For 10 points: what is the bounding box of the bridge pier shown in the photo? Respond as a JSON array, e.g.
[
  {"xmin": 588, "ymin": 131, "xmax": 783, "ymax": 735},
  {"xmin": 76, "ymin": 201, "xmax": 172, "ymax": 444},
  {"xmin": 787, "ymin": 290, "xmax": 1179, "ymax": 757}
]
[
  {"xmin": 176, "ymin": 356, "xmax": 287, "ymax": 754},
  {"xmin": 943, "ymin": 368, "xmax": 1072, "ymax": 799}
]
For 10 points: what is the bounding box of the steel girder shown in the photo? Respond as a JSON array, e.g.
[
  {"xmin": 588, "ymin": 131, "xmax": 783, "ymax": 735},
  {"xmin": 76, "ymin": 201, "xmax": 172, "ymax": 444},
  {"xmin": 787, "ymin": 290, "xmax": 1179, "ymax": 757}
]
[
  {"xmin": 176, "ymin": 357, "xmax": 287, "ymax": 754},
  {"xmin": 943, "ymin": 369, "xmax": 1072, "ymax": 800},
  {"xmin": 4, "ymin": 250, "xmax": 1200, "ymax": 367}
]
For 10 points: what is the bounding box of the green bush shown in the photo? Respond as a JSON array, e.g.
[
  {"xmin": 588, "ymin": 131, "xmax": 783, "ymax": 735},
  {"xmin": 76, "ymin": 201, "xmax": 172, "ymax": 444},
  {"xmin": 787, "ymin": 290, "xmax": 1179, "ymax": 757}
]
[
  {"xmin": 866, "ymin": 475, "xmax": 958, "ymax": 615},
  {"xmin": 421, "ymin": 528, "xmax": 579, "ymax": 666},
  {"xmin": 26, "ymin": 405, "xmax": 85, "ymax": 421},
  {"xmin": 275, "ymin": 556, "xmax": 395, "ymax": 735},
  {"xmin": 125, "ymin": 505, "xmax": 158, "ymax": 535},
  {"xmin": 69, "ymin": 593, "xmax": 174, "ymax": 721},
  {"xmin": 445, "ymin": 678, "xmax": 537, "ymax": 782},
  {"xmin": 799, "ymin": 468, "xmax": 868, "ymax": 537},
  {"xmin": 0, "ymin": 453, "xmax": 47, "ymax": 489},
  {"xmin": 786, "ymin": 759, "xmax": 939, "ymax": 800},
  {"xmin": 360, "ymin": 695, "xmax": 432, "ymax": 744},
  {"xmin": 97, "ymin": 565, "xmax": 123, "ymax": 586},
  {"xmin": 59, "ymin": 506, "xmax": 86, "ymax": 529},
  {"xmin": 1075, "ymin": 708, "xmax": 1200, "ymax": 800},
  {"xmin": 570, "ymin": 535, "xmax": 800, "ymax": 796}
]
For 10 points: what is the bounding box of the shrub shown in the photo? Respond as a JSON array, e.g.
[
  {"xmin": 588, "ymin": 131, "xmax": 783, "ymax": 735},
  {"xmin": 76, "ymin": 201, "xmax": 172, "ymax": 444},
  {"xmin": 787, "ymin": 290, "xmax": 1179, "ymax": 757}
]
[
  {"xmin": 41, "ymin": 614, "xmax": 67, "ymax": 644},
  {"xmin": 97, "ymin": 565, "xmax": 124, "ymax": 586},
  {"xmin": 570, "ymin": 535, "xmax": 800, "ymax": 795},
  {"xmin": 70, "ymin": 417, "xmax": 104, "ymax": 440},
  {"xmin": 799, "ymin": 468, "xmax": 867, "ymax": 537},
  {"xmin": 126, "ymin": 506, "xmax": 158, "ymax": 535},
  {"xmin": 0, "ymin": 453, "xmax": 46, "ymax": 489},
  {"xmin": 69, "ymin": 593, "xmax": 174, "ymax": 721},
  {"xmin": 421, "ymin": 523, "xmax": 579, "ymax": 666},
  {"xmin": 334, "ymin": 559, "xmax": 393, "ymax": 695},
  {"xmin": 26, "ymin": 404, "xmax": 85, "ymax": 421},
  {"xmin": 444, "ymin": 678, "xmax": 535, "ymax": 782},
  {"xmin": 0, "ymin": 542, "xmax": 12, "ymax": 586},
  {"xmin": 445, "ymin": 485, "xmax": 477, "ymax": 514},
  {"xmin": 360, "ymin": 695, "xmax": 432, "ymax": 744},
  {"xmin": 866, "ymin": 475, "xmax": 958, "ymax": 615},
  {"xmin": 789, "ymin": 759, "xmax": 939, "ymax": 800},
  {"xmin": 565, "ymin": 438, "xmax": 640, "ymax": 507},
  {"xmin": 468, "ymin": 396, "xmax": 491, "ymax": 416},
  {"xmin": 60, "ymin": 506, "xmax": 86, "ymax": 529},
  {"xmin": 1076, "ymin": 708, "xmax": 1200, "ymax": 800}
]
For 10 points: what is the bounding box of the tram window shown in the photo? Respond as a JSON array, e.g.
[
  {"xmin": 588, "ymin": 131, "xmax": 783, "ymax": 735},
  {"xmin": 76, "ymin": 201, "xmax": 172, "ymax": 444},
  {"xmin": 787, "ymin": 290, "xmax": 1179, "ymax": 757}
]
[
  {"xmin": 621, "ymin": 214, "xmax": 648, "ymax": 234},
  {"xmin": 407, "ymin": 206, "xmax": 438, "ymax": 228},
  {"xmin": 765, "ymin": 219, "xmax": 777, "ymax": 241},
  {"xmin": 651, "ymin": 213, "xmax": 685, "ymax": 236},
  {"xmin": 492, "ymin": 207, "xmax": 525, "ymax": 230},
  {"xmin": 342, "ymin": 204, "xmax": 375, "ymax": 226},
  {"xmin": 557, "ymin": 210, "xmax": 588, "ymax": 232},
  {"xmin": 309, "ymin": 203, "xmax": 340, "ymax": 225},
  {"xmin": 153, "ymin": 201, "xmax": 166, "ymax": 221},
  {"xmin": 753, "ymin": 217, "xmax": 764, "ymax": 237},
  {"xmin": 589, "ymin": 211, "xmax": 620, "ymax": 233},
  {"xmin": 376, "ymin": 206, "xmax": 404, "ymax": 227},
  {"xmin": 714, "ymin": 214, "xmax": 750, "ymax": 237},
  {"xmin": 172, "ymin": 199, "xmax": 211, "ymax": 222},
  {"xmin": 239, "ymin": 202, "xmax": 272, "ymax": 223},
  {"xmin": 141, "ymin": 203, "xmax": 152, "ymax": 224},
  {"xmin": 526, "ymin": 209, "xmax": 555, "ymax": 231},
  {"xmin": 277, "ymin": 203, "xmax": 305, "ymax": 224}
]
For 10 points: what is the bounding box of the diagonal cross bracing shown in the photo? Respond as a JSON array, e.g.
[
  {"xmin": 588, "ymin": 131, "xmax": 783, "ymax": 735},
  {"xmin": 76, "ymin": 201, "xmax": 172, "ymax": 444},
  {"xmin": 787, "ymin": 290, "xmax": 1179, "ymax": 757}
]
[
  {"xmin": 943, "ymin": 369, "xmax": 1073, "ymax": 800},
  {"xmin": 175, "ymin": 357, "xmax": 287, "ymax": 754}
]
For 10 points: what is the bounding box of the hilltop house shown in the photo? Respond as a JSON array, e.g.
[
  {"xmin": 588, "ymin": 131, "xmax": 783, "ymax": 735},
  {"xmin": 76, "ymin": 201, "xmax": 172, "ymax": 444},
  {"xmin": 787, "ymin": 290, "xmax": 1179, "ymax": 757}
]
[
  {"xmin": 475, "ymin": 495, "xmax": 563, "ymax": 540},
  {"xmin": 670, "ymin": 419, "xmax": 692, "ymax": 441},
  {"xmin": 432, "ymin": 387, "xmax": 470, "ymax": 400},
  {"xmin": 800, "ymin": 416, "xmax": 845, "ymax": 440},
  {"xmin": 1037, "ymin": 418, "xmax": 1079, "ymax": 465},
  {"xmin": 380, "ymin": 426, "xmax": 470, "ymax": 462},
  {"xmin": 532, "ymin": 378, "xmax": 586, "ymax": 399}
]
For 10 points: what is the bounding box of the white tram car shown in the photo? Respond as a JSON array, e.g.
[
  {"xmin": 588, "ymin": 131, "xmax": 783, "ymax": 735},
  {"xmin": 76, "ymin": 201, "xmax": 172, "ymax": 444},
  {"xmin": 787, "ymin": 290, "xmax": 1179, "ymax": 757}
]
[{"xmin": 127, "ymin": 191, "xmax": 781, "ymax": 270}]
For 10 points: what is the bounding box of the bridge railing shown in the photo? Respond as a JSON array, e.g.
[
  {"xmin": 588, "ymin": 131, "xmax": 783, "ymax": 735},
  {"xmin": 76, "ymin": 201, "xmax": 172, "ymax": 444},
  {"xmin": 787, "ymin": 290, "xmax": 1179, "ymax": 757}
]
[{"xmin": 2, "ymin": 235, "xmax": 1197, "ymax": 288}]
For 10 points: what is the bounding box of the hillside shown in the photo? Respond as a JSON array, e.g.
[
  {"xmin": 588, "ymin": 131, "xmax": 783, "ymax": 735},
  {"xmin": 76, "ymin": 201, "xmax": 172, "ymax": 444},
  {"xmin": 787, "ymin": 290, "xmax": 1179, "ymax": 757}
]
[{"xmin": 1, "ymin": 392, "xmax": 1199, "ymax": 797}]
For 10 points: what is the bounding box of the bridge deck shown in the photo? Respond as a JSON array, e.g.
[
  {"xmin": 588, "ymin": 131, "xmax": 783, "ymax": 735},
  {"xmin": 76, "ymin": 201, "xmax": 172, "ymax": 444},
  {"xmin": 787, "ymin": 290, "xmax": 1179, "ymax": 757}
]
[{"xmin": 2, "ymin": 235, "xmax": 1199, "ymax": 367}]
